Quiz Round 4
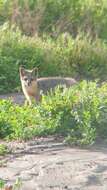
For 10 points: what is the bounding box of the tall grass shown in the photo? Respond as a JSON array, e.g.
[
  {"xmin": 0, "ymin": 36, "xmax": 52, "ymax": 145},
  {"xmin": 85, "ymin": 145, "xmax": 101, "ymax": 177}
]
[{"xmin": 0, "ymin": 0, "xmax": 107, "ymax": 39}]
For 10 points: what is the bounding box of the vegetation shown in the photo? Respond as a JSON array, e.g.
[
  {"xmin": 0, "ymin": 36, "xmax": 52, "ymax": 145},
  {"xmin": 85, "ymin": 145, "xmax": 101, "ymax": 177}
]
[
  {"xmin": 0, "ymin": 81, "xmax": 107, "ymax": 145},
  {"xmin": 0, "ymin": 25, "xmax": 107, "ymax": 93},
  {"xmin": 0, "ymin": 178, "xmax": 22, "ymax": 190},
  {"xmin": 0, "ymin": 179, "xmax": 5, "ymax": 189},
  {"xmin": 0, "ymin": 144, "xmax": 9, "ymax": 155},
  {"xmin": 0, "ymin": 0, "xmax": 107, "ymax": 39},
  {"xmin": 0, "ymin": 1, "xmax": 107, "ymax": 144},
  {"xmin": 0, "ymin": 0, "xmax": 107, "ymax": 93}
]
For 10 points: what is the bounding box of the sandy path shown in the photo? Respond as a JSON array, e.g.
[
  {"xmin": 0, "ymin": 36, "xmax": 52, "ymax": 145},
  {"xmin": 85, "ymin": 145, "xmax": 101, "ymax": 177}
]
[{"xmin": 0, "ymin": 137, "xmax": 107, "ymax": 190}]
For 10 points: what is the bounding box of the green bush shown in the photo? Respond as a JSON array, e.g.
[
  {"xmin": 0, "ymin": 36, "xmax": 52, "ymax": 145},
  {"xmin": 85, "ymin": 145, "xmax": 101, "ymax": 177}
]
[
  {"xmin": 0, "ymin": 81, "xmax": 107, "ymax": 145},
  {"xmin": 63, "ymin": 33, "xmax": 107, "ymax": 81},
  {"xmin": 0, "ymin": 24, "xmax": 65, "ymax": 93},
  {"xmin": 0, "ymin": 25, "xmax": 107, "ymax": 93}
]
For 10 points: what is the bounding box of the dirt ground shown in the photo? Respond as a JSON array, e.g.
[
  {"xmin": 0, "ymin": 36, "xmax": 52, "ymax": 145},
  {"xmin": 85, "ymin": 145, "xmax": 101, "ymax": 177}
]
[
  {"xmin": 0, "ymin": 93, "xmax": 107, "ymax": 190},
  {"xmin": 0, "ymin": 92, "xmax": 25, "ymax": 105},
  {"xmin": 1, "ymin": 137, "xmax": 107, "ymax": 190}
]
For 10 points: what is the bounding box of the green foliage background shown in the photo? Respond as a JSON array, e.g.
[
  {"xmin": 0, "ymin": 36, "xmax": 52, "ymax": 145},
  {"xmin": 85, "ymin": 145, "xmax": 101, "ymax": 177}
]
[
  {"xmin": 0, "ymin": 0, "xmax": 107, "ymax": 92},
  {"xmin": 0, "ymin": 25, "xmax": 107, "ymax": 93},
  {"xmin": 0, "ymin": 0, "xmax": 107, "ymax": 39}
]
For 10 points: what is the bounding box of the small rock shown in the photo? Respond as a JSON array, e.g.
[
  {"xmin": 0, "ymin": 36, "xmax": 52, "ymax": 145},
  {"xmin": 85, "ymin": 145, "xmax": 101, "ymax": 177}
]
[{"xmin": 4, "ymin": 184, "xmax": 13, "ymax": 190}]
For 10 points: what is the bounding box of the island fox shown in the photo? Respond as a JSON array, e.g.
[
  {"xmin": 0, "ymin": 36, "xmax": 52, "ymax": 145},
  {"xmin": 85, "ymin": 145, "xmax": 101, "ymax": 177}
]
[{"xmin": 19, "ymin": 66, "xmax": 76, "ymax": 105}]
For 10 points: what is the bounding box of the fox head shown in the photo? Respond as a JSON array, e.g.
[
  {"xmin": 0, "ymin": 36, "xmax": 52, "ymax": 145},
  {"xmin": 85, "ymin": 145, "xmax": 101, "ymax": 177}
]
[{"xmin": 19, "ymin": 66, "xmax": 38, "ymax": 87}]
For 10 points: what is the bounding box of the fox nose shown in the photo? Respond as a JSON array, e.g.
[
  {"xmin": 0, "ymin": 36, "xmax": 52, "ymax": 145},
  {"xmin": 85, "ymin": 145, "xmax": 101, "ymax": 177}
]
[
  {"xmin": 28, "ymin": 81, "xmax": 31, "ymax": 86},
  {"xmin": 27, "ymin": 80, "xmax": 32, "ymax": 86}
]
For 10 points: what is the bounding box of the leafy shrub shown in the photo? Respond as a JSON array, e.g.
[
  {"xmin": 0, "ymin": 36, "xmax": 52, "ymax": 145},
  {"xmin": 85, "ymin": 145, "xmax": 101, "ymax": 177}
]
[
  {"xmin": 62, "ymin": 33, "xmax": 107, "ymax": 81},
  {"xmin": 0, "ymin": 81, "xmax": 107, "ymax": 145},
  {"xmin": 0, "ymin": 24, "xmax": 65, "ymax": 93},
  {"xmin": 0, "ymin": 25, "xmax": 107, "ymax": 93}
]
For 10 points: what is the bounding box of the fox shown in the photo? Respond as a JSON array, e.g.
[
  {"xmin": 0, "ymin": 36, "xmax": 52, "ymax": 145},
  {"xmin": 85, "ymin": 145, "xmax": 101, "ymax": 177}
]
[
  {"xmin": 19, "ymin": 66, "xmax": 40, "ymax": 105},
  {"xmin": 19, "ymin": 66, "xmax": 76, "ymax": 105}
]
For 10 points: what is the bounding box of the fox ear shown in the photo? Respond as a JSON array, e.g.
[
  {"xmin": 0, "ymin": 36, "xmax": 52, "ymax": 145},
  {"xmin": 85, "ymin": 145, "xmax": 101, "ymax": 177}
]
[
  {"xmin": 32, "ymin": 67, "xmax": 38, "ymax": 78},
  {"xmin": 19, "ymin": 66, "xmax": 25, "ymax": 77}
]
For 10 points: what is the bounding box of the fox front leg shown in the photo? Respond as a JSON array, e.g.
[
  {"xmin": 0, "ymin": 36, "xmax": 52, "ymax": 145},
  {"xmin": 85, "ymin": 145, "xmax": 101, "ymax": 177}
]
[
  {"xmin": 24, "ymin": 98, "xmax": 32, "ymax": 106},
  {"xmin": 24, "ymin": 99, "xmax": 28, "ymax": 106}
]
